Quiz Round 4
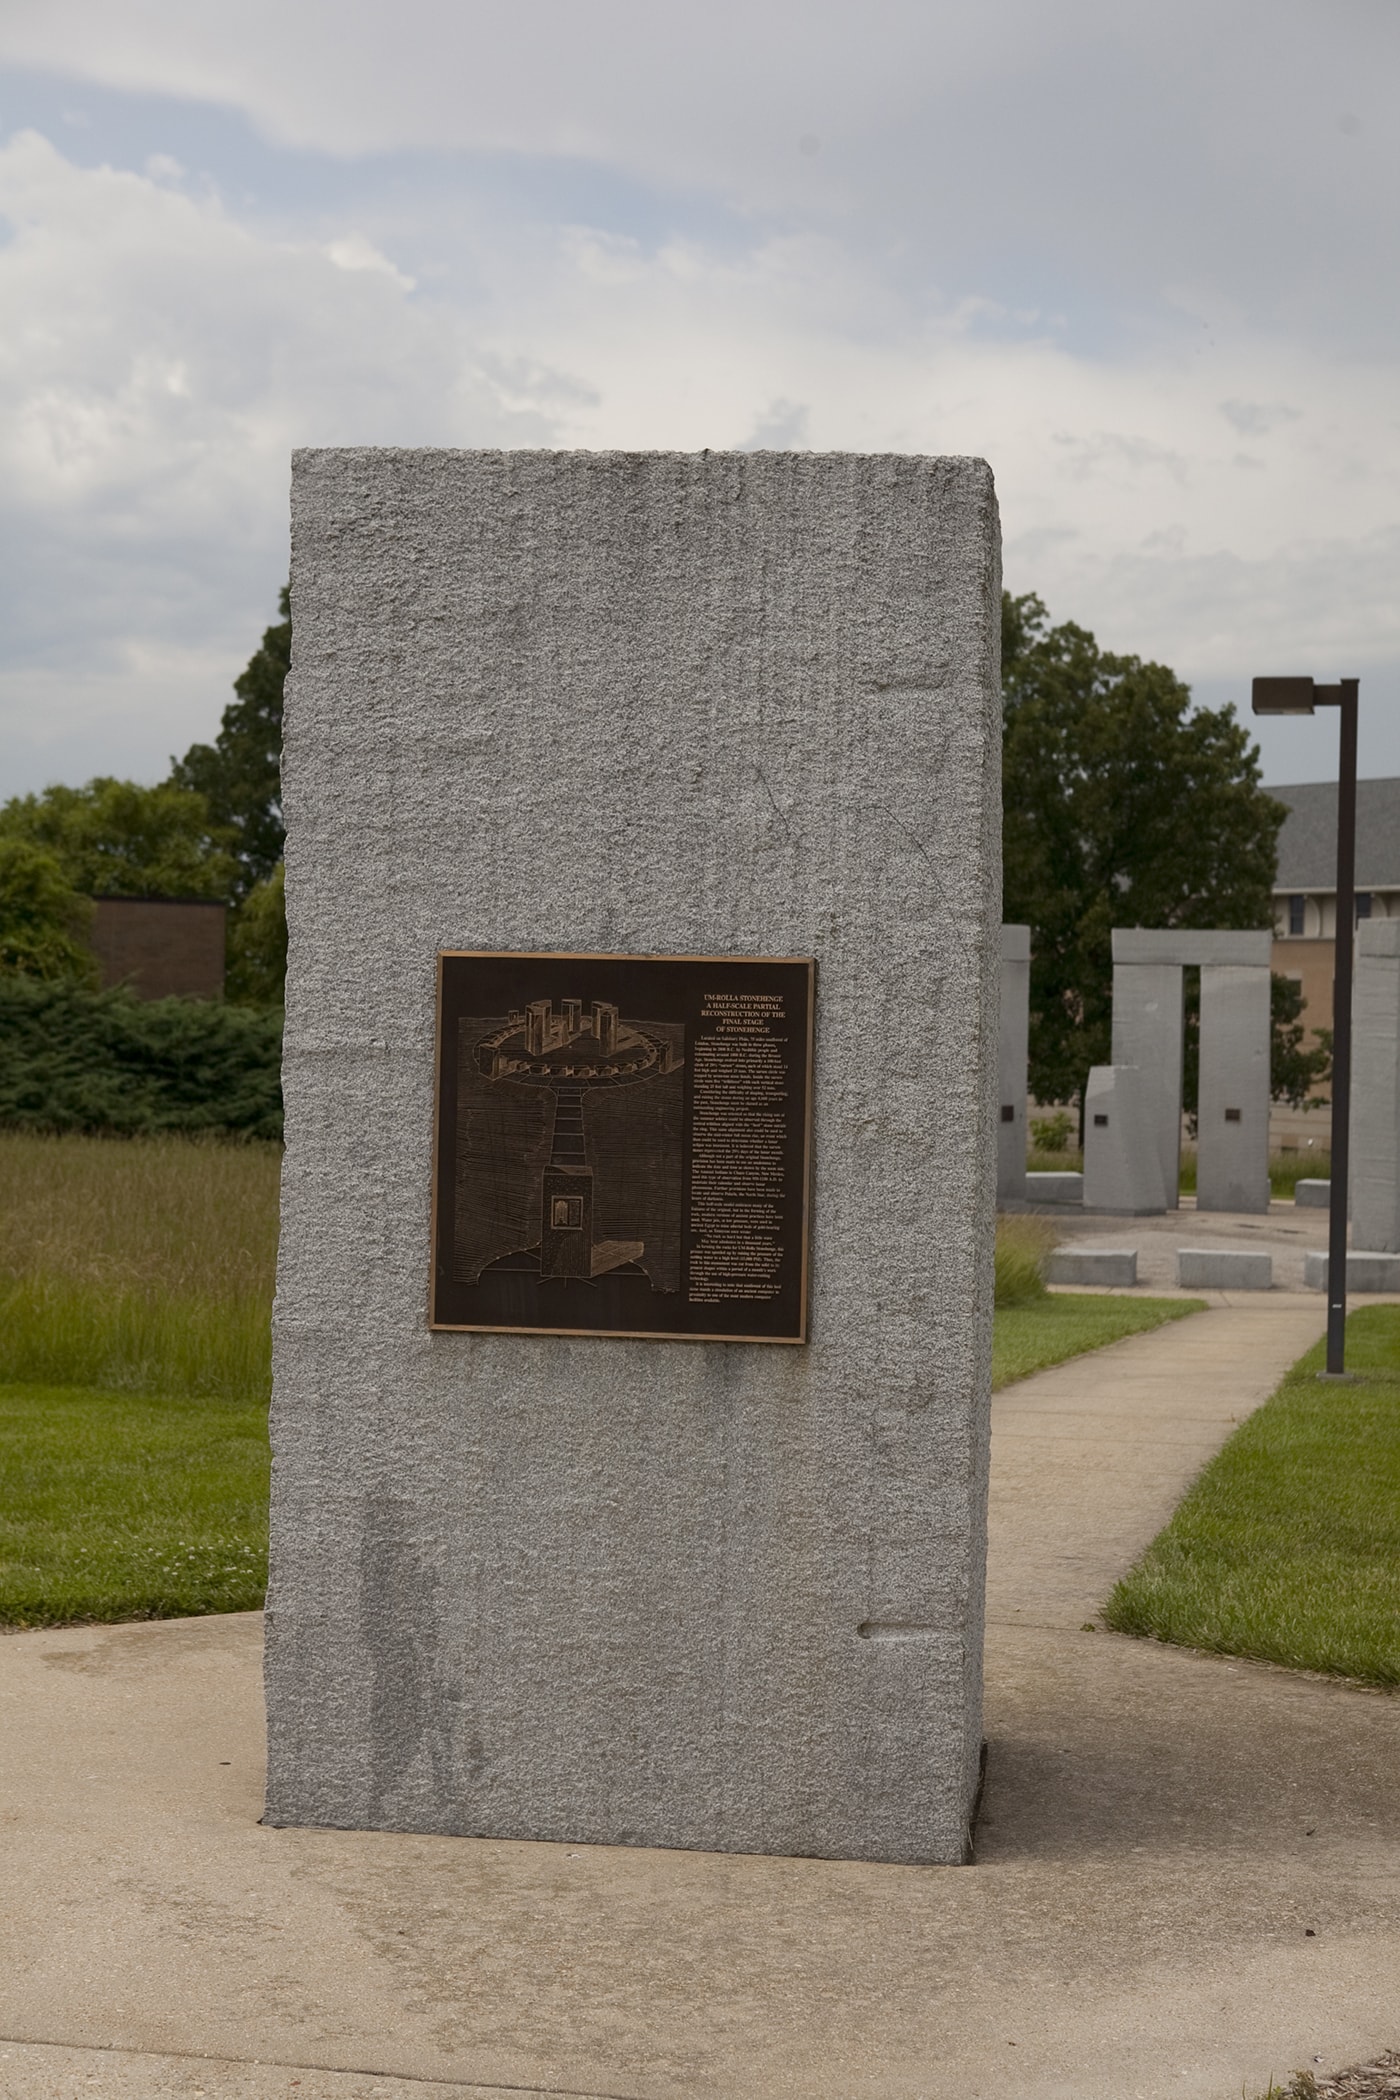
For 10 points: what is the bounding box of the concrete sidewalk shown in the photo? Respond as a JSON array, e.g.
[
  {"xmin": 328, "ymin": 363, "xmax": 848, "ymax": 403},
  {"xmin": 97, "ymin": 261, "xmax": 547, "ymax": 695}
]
[{"xmin": 3, "ymin": 1297, "xmax": 1399, "ymax": 2100}]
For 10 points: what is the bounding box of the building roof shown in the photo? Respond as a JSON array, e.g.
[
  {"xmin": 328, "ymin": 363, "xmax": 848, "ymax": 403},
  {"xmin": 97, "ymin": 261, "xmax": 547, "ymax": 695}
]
[{"xmin": 1272, "ymin": 777, "xmax": 1400, "ymax": 891}]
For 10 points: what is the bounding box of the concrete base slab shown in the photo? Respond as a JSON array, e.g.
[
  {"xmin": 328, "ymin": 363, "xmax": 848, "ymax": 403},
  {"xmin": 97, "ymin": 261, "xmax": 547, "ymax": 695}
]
[
  {"xmin": 1024, "ymin": 1198, "xmax": 1337, "ymax": 1295},
  {"xmin": 1045, "ymin": 1245, "xmax": 1138, "ymax": 1286},
  {"xmin": 0, "ymin": 2039, "xmax": 527, "ymax": 2099},
  {"xmin": 1177, "ymin": 1246, "xmax": 1273, "ymax": 1290},
  {"xmin": 5, "ymin": 1298, "xmax": 1400, "ymax": 2100},
  {"xmin": 1296, "ymin": 1179, "xmax": 1332, "ymax": 1207},
  {"xmin": 1305, "ymin": 1249, "xmax": 1400, "ymax": 1292}
]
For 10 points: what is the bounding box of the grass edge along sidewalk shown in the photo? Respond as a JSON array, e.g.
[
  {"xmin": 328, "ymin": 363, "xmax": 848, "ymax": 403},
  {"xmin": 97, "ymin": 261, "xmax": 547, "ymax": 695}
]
[
  {"xmin": 1, "ymin": 1289, "xmax": 1205, "ymax": 1632},
  {"xmin": 1106, "ymin": 1303, "xmax": 1400, "ymax": 1689},
  {"xmin": 992, "ymin": 1292, "xmax": 1202, "ymax": 1391}
]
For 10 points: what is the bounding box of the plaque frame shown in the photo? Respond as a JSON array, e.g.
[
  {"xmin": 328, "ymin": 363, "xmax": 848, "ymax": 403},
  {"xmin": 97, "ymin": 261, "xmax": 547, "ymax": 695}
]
[{"xmin": 429, "ymin": 951, "xmax": 815, "ymax": 1343}]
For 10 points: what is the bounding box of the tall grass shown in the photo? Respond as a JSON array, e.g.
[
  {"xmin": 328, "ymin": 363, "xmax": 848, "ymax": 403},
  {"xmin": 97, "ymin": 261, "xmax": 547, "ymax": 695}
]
[
  {"xmin": 0, "ymin": 1131, "xmax": 279, "ymax": 1401},
  {"xmin": 994, "ymin": 1214, "xmax": 1053, "ymax": 1306}
]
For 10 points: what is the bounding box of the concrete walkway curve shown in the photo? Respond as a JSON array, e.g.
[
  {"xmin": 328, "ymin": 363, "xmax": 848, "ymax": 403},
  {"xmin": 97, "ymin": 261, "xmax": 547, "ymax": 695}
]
[{"xmin": 1, "ymin": 1293, "xmax": 1398, "ymax": 2100}]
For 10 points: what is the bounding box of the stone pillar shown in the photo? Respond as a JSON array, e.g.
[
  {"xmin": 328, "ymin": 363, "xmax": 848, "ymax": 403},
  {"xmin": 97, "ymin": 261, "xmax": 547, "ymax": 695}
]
[
  {"xmin": 1197, "ymin": 964, "xmax": 1271, "ymax": 1213},
  {"xmin": 1351, "ymin": 920, "xmax": 1400, "ymax": 1252},
  {"xmin": 1082, "ymin": 1066, "xmax": 1169, "ymax": 1214},
  {"xmin": 1110, "ymin": 961, "xmax": 1183, "ymax": 1210},
  {"xmin": 997, "ymin": 924, "xmax": 1030, "ymax": 1204},
  {"xmin": 264, "ymin": 448, "xmax": 1003, "ymax": 1868}
]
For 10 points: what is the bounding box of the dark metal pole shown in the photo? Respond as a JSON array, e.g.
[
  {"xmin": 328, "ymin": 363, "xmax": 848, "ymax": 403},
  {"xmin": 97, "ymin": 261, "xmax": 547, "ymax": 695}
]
[{"xmin": 1324, "ymin": 681, "xmax": 1359, "ymax": 1375}]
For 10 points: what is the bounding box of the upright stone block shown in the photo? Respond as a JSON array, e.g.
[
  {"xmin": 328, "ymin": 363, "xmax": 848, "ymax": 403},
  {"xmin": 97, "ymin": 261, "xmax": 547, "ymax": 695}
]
[
  {"xmin": 997, "ymin": 924, "xmax": 1030, "ymax": 1204},
  {"xmin": 264, "ymin": 448, "xmax": 1003, "ymax": 1867},
  {"xmin": 1197, "ymin": 963, "xmax": 1271, "ymax": 1213},
  {"xmin": 1110, "ymin": 961, "xmax": 1183, "ymax": 1211},
  {"xmin": 1351, "ymin": 920, "xmax": 1400, "ymax": 1253},
  {"xmin": 1082, "ymin": 1065, "xmax": 1169, "ymax": 1213}
]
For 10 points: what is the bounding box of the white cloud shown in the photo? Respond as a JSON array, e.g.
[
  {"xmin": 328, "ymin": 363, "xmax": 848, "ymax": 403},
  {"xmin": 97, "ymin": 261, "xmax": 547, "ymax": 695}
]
[
  {"xmin": 0, "ymin": 129, "xmax": 550, "ymax": 789},
  {"xmin": 326, "ymin": 232, "xmax": 415, "ymax": 290},
  {"xmin": 0, "ymin": 3, "xmax": 1398, "ymax": 790}
]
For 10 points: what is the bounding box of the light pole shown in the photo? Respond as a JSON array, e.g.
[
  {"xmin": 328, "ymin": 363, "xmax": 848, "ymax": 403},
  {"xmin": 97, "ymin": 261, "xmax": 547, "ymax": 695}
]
[{"xmin": 1252, "ymin": 677, "xmax": 1359, "ymax": 1377}]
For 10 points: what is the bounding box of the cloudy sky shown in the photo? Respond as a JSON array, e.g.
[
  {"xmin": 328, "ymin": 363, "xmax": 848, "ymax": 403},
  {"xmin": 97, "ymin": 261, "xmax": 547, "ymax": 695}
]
[{"xmin": 1, "ymin": 0, "xmax": 1397, "ymax": 795}]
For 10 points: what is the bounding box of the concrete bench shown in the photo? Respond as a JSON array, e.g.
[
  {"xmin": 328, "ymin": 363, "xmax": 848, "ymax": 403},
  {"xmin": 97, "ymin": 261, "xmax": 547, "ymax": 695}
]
[
  {"xmin": 1025, "ymin": 1171, "xmax": 1084, "ymax": 1207},
  {"xmin": 1294, "ymin": 1179, "xmax": 1331, "ymax": 1208},
  {"xmin": 1045, "ymin": 1247, "xmax": 1138, "ymax": 1287},
  {"xmin": 1304, "ymin": 1250, "xmax": 1400, "ymax": 1293},
  {"xmin": 1176, "ymin": 1248, "xmax": 1273, "ymax": 1290}
]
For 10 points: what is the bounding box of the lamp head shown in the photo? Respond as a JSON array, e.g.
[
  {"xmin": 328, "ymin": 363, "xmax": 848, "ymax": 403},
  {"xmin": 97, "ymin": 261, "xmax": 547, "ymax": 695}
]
[{"xmin": 1252, "ymin": 676, "xmax": 1316, "ymax": 716}]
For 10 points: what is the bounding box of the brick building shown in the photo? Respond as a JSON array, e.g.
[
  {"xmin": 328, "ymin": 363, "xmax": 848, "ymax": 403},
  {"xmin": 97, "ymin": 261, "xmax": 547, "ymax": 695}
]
[
  {"xmin": 1269, "ymin": 777, "xmax": 1400, "ymax": 1147},
  {"xmin": 89, "ymin": 896, "xmax": 226, "ymax": 1001}
]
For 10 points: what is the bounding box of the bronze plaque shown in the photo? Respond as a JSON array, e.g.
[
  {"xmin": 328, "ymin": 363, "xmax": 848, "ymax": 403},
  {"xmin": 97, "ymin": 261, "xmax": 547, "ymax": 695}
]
[{"xmin": 431, "ymin": 952, "xmax": 814, "ymax": 1342}]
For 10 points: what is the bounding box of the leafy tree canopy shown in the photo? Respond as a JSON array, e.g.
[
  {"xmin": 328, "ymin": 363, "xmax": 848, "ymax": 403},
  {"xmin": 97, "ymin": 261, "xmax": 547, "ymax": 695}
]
[
  {"xmin": 171, "ymin": 584, "xmax": 288, "ymax": 898},
  {"xmin": 0, "ymin": 778, "xmax": 234, "ymax": 903},
  {"xmin": 225, "ymin": 861, "xmax": 287, "ymax": 1008},
  {"xmin": 1002, "ymin": 590, "xmax": 1287, "ymax": 1107},
  {"xmin": 0, "ymin": 839, "xmax": 96, "ymax": 984}
]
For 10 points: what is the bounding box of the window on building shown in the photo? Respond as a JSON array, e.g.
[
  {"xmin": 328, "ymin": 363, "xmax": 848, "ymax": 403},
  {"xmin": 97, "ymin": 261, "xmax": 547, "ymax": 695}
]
[
  {"xmin": 1288, "ymin": 895, "xmax": 1306, "ymax": 935},
  {"xmin": 1357, "ymin": 893, "xmax": 1373, "ymax": 922}
]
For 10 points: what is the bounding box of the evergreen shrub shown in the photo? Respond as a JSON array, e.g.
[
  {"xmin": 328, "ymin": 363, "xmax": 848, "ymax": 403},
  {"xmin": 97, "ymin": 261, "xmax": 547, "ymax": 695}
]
[{"xmin": 0, "ymin": 977, "xmax": 282, "ymax": 1139}]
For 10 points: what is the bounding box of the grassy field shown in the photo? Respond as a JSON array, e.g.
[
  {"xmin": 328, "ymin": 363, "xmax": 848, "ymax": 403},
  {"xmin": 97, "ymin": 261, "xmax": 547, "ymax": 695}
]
[
  {"xmin": 1106, "ymin": 1304, "xmax": 1400, "ymax": 1686},
  {"xmin": 0, "ymin": 1130, "xmax": 278, "ymax": 1399},
  {"xmin": 0, "ymin": 1131, "xmax": 1209, "ymax": 1628},
  {"xmin": 0, "ymin": 1131, "xmax": 278, "ymax": 1627}
]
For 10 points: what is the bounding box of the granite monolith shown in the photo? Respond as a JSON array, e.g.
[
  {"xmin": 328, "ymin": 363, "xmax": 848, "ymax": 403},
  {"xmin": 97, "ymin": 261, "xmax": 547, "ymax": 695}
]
[{"xmin": 263, "ymin": 448, "xmax": 1003, "ymax": 1866}]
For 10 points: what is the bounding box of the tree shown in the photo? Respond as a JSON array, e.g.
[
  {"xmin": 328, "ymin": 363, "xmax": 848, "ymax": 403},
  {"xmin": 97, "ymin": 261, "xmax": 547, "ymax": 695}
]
[
  {"xmin": 1002, "ymin": 591, "xmax": 1287, "ymax": 1109},
  {"xmin": 0, "ymin": 779, "xmax": 233, "ymax": 902},
  {"xmin": 1269, "ymin": 974, "xmax": 1331, "ymax": 1110},
  {"xmin": 225, "ymin": 862, "xmax": 287, "ymax": 1007},
  {"xmin": 171, "ymin": 585, "xmax": 288, "ymax": 898},
  {"xmin": 0, "ymin": 838, "xmax": 96, "ymax": 983}
]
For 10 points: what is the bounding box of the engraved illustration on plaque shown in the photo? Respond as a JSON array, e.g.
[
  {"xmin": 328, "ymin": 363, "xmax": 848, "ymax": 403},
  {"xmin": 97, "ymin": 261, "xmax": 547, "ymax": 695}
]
[
  {"xmin": 455, "ymin": 996, "xmax": 685, "ymax": 1294},
  {"xmin": 431, "ymin": 953, "xmax": 814, "ymax": 1343}
]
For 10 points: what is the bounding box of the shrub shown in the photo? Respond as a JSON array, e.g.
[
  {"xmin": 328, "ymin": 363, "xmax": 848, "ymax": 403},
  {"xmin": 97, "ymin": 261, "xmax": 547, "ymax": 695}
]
[
  {"xmin": 1030, "ymin": 1110, "xmax": 1074, "ymax": 1153},
  {"xmin": 0, "ymin": 977, "xmax": 282, "ymax": 1139}
]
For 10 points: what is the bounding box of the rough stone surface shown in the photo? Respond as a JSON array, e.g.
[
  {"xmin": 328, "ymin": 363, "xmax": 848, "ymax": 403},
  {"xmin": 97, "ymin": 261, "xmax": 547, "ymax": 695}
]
[
  {"xmin": 265, "ymin": 448, "xmax": 1003, "ymax": 1866},
  {"xmin": 1025, "ymin": 1170, "xmax": 1083, "ymax": 1205},
  {"xmin": 1082, "ymin": 1065, "xmax": 1169, "ymax": 1214},
  {"xmin": 1305, "ymin": 1249, "xmax": 1400, "ymax": 1294},
  {"xmin": 1296, "ymin": 1179, "xmax": 1332, "ymax": 1207},
  {"xmin": 997, "ymin": 924, "xmax": 1029, "ymax": 1204},
  {"xmin": 1110, "ymin": 961, "xmax": 1183, "ymax": 1210},
  {"xmin": 1176, "ymin": 1247, "xmax": 1273, "ymax": 1290},
  {"xmin": 1112, "ymin": 929, "xmax": 1273, "ymax": 967},
  {"xmin": 1105, "ymin": 931, "xmax": 1272, "ymax": 1218},
  {"xmin": 1351, "ymin": 920, "xmax": 1400, "ymax": 1254},
  {"xmin": 1044, "ymin": 1246, "xmax": 1138, "ymax": 1287},
  {"xmin": 1197, "ymin": 963, "xmax": 1272, "ymax": 1213}
]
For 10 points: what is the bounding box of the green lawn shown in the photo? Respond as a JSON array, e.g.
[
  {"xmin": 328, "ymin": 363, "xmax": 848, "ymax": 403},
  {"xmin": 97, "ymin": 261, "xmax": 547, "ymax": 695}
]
[
  {"xmin": 1105, "ymin": 1305, "xmax": 1400, "ymax": 1687},
  {"xmin": 0, "ymin": 1133, "xmax": 1217, "ymax": 1629},
  {"xmin": 0, "ymin": 1383, "xmax": 268, "ymax": 1628},
  {"xmin": 993, "ymin": 1293, "xmax": 1203, "ymax": 1391},
  {"xmin": 0, "ymin": 1293, "xmax": 1204, "ymax": 1630}
]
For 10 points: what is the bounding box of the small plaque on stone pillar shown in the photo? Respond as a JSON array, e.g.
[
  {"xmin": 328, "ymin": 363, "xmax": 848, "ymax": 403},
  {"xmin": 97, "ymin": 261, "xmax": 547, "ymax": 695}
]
[{"xmin": 431, "ymin": 951, "xmax": 814, "ymax": 1343}]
